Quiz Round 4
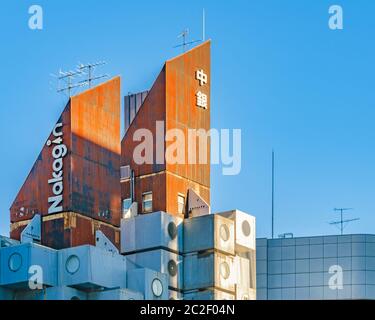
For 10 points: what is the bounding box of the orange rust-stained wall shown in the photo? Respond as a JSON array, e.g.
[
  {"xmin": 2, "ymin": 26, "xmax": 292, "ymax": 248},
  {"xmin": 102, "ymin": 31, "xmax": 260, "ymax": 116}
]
[
  {"xmin": 10, "ymin": 77, "xmax": 121, "ymax": 229},
  {"xmin": 121, "ymin": 41, "xmax": 211, "ymax": 217},
  {"xmin": 165, "ymin": 41, "xmax": 211, "ymax": 215},
  {"xmin": 165, "ymin": 41, "xmax": 211, "ymax": 188}
]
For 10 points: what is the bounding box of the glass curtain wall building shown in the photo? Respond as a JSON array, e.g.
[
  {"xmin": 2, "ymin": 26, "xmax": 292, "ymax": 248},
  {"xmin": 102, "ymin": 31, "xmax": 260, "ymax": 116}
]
[{"xmin": 257, "ymin": 235, "xmax": 375, "ymax": 300}]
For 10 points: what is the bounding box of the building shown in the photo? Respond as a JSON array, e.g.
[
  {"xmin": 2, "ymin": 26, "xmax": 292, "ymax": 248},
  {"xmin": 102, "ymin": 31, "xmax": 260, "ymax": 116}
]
[
  {"xmin": 0, "ymin": 41, "xmax": 256, "ymax": 300},
  {"xmin": 10, "ymin": 77, "xmax": 122, "ymax": 249},
  {"xmin": 121, "ymin": 41, "xmax": 211, "ymax": 218},
  {"xmin": 257, "ymin": 234, "xmax": 375, "ymax": 300}
]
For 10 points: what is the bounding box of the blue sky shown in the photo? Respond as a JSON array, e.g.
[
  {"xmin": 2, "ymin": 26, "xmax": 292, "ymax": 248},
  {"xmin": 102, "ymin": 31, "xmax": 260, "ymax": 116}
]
[{"xmin": 0, "ymin": 0, "xmax": 374, "ymax": 238}]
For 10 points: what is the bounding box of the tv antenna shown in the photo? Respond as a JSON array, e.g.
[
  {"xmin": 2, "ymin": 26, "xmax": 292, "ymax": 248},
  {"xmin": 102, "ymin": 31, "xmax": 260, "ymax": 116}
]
[
  {"xmin": 174, "ymin": 29, "xmax": 201, "ymax": 52},
  {"xmin": 53, "ymin": 61, "xmax": 108, "ymax": 97},
  {"xmin": 78, "ymin": 61, "xmax": 108, "ymax": 88},
  {"xmin": 55, "ymin": 69, "xmax": 84, "ymax": 97},
  {"xmin": 329, "ymin": 208, "xmax": 360, "ymax": 235}
]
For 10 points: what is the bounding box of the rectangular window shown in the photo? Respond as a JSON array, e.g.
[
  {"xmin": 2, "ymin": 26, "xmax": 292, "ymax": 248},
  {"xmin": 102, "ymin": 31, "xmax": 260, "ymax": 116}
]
[
  {"xmin": 177, "ymin": 194, "xmax": 185, "ymax": 215},
  {"xmin": 120, "ymin": 166, "xmax": 131, "ymax": 180},
  {"xmin": 142, "ymin": 192, "xmax": 153, "ymax": 213},
  {"xmin": 122, "ymin": 198, "xmax": 132, "ymax": 214}
]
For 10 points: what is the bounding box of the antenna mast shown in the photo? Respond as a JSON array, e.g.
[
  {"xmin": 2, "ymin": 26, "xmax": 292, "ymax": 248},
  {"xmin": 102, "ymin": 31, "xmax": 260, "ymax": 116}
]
[
  {"xmin": 174, "ymin": 29, "xmax": 201, "ymax": 52},
  {"xmin": 330, "ymin": 208, "xmax": 360, "ymax": 235},
  {"xmin": 271, "ymin": 150, "xmax": 275, "ymax": 239},
  {"xmin": 54, "ymin": 61, "xmax": 108, "ymax": 97},
  {"xmin": 56, "ymin": 70, "xmax": 84, "ymax": 97},
  {"xmin": 78, "ymin": 61, "xmax": 108, "ymax": 88},
  {"xmin": 202, "ymin": 9, "xmax": 206, "ymax": 41}
]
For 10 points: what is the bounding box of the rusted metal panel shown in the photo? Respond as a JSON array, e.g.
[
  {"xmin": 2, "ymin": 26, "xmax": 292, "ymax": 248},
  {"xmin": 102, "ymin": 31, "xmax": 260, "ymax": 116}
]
[
  {"xmin": 121, "ymin": 42, "xmax": 211, "ymax": 217},
  {"xmin": 165, "ymin": 41, "xmax": 211, "ymax": 190},
  {"xmin": 10, "ymin": 212, "xmax": 120, "ymax": 250},
  {"xmin": 10, "ymin": 77, "xmax": 121, "ymax": 228},
  {"xmin": 10, "ymin": 103, "xmax": 72, "ymax": 223}
]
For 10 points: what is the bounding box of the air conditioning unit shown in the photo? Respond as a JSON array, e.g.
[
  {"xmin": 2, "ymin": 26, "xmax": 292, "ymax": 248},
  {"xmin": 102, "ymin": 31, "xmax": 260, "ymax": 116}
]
[
  {"xmin": 184, "ymin": 252, "xmax": 235, "ymax": 293},
  {"xmin": 0, "ymin": 243, "xmax": 58, "ymax": 288},
  {"xmin": 184, "ymin": 214, "xmax": 235, "ymax": 255},
  {"xmin": 169, "ymin": 289, "xmax": 183, "ymax": 300},
  {"xmin": 126, "ymin": 249, "xmax": 183, "ymax": 291},
  {"xmin": 59, "ymin": 245, "xmax": 127, "ymax": 291},
  {"xmin": 184, "ymin": 289, "xmax": 235, "ymax": 300},
  {"xmin": 127, "ymin": 268, "xmax": 168, "ymax": 300},
  {"xmin": 121, "ymin": 211, "xmax": 183, "ymax": 254},
  {"xmin": 88, "ymin": 288, "xmax": 144, "ymax": 300},
  {"xmin": 218, "ymin": 210, "xmax": 256, "ymax": 252},
  {"xmin": 14, "ymin": 286, "xmax": 88, "ymax": 300}
]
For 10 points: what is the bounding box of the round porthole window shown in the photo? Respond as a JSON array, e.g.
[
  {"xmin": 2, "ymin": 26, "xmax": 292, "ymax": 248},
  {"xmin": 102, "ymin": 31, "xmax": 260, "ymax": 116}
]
[
  {"xmin": 219, "ymin": 224, "xmax": 230, "ymax": 242},
  {"xmin": 167, "ymin": 222, "xmax": 177, "ymax": 240},
  {"xmin": 242, "ymin": 220, "xmax": 251, "ymax": 237},
  {"xmin": 168, "ymin": 260, "xmax": 178, "ymax": 277},
  {"xmin": 8, "ymin": 253, "xmax": 22, "ymax": 272},
  {"xmin": 151, "ymin": 278, "xmax": 163, "ymax": 297},
  {"xmin": 220, "ymin": 262, "xmax": 230, "ymax": 280},
  {"xmin": 66, "ymin": 255, "xmax": 80, "ymax": 275}
]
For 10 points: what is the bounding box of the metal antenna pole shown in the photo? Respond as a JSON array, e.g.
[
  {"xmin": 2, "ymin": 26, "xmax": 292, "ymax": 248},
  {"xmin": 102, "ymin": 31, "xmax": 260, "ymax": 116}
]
[
  {"xmin": 54, "ymin": 61, "xmax": 108, "ymax": 98},
  {"xmin": 330, "ymin": 208, "xmax": 359, "ymax": 235},
  {"xmin": 56, "ymin": 69, "xmax": 83, "ymax": 97},
  {"xmin": 182, "ymin": 29, "xmax": 187, "ymax": 52},
  {"xmin": 203, "ymin": 9, "xmax": 206, "ymax": 41},
  {"xmin": 88, "ymin": 65, "xmax": 92, "ymax": 88},
  {"xmin": 174, "ymin": 29, "xmax": 201, "ymax": 52},
  {"xmin": 339, "ymin": 209, "xmax": 344, "ymax": 235},
  {"xmin": 272, "ymin": 150, "xmax": 275, "ymax": 239},
  {"xmin": 78, "ymin": 61, "xmax": 108, "ymax": 88}
]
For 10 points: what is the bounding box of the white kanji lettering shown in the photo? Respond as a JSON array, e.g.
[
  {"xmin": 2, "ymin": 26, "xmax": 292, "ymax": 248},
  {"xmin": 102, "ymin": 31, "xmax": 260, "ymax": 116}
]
[
  {"xmin": 196, "ymin": 91, "xmax": 208, "ymax": 109},
  {"xmin": 196, "ymin": 69, "xmax": 208, "ymax": 86}
]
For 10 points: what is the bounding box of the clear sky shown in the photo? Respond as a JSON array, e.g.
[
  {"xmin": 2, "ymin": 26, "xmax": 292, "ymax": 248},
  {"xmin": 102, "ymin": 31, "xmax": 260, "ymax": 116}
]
[{"xmin": 0, "ymin": 0, "xmax": 374, "ymax": 239}]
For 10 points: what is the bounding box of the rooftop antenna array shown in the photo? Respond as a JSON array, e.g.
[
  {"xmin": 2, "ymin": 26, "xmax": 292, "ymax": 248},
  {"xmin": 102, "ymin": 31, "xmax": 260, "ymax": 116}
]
[
  {"xmin": 53, "ymin": 61, "xmax": 108, "ymax": 97},
  {"xmin": 78, "ymin": 61, "xmax": 108, "ymax": 88},
  {"xmin": 56, "ymin": 69, "xmax": 84, "ymax": 97},
  {"xmin": 329, "ymin": 208, "xmax": 360, "ymax": 235},
  {"xmin": 174, "ymin": 29, "xmax": 201, "ymax": 52}
]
